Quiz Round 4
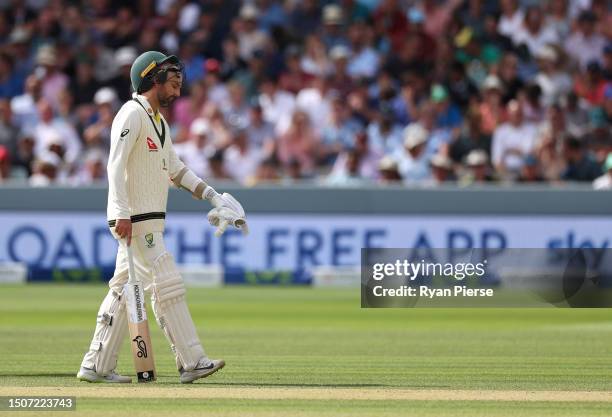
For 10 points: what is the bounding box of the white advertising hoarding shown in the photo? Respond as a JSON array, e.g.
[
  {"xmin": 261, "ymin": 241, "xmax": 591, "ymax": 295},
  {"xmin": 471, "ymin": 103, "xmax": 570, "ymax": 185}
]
[{"xmin": 0, "ymin": 212, "xmax": 610, "ymax": 271}]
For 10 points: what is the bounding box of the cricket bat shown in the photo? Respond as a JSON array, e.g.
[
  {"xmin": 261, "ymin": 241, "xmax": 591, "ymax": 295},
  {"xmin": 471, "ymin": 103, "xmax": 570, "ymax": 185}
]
[{"xmin": 124, "ymin": 244, "xmax": 156, "ymax": 382}]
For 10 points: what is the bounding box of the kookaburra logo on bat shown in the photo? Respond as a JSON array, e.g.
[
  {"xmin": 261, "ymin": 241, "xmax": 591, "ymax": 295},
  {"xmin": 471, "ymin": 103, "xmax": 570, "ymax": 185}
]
[{"xmin": 133, "ymin": 336, "xmax": 148, "ymax": 358}]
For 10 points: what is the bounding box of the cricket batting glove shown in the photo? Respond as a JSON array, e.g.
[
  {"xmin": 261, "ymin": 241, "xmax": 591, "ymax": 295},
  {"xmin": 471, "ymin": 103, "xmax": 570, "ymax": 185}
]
[{"xmin": 206, "ymin": 192, "xmax": 248, "ymax": 237}]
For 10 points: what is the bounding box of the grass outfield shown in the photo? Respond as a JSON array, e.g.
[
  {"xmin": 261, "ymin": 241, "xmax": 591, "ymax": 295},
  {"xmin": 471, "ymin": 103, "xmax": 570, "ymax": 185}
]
[{"xmin": 0, "ymin": 284, "xmax": 611, "ymax": 416}]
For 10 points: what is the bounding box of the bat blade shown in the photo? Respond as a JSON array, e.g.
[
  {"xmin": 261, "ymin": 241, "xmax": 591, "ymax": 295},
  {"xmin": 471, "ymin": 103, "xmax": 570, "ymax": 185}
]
[{"xmin": 125, "ymin": 281, "xmax": 156, "ymax": 383}]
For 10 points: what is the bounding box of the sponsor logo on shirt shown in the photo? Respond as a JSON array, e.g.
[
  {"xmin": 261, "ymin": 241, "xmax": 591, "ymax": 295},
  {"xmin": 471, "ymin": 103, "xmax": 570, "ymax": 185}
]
[{"xmin": 147, "ymin": 137, "xmax": 158, "ymax": 152}]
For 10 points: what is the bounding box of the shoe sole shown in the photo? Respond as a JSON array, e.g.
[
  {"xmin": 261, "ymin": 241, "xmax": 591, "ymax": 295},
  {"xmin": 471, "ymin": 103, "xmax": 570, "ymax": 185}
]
[
  {"xmin": 180, "ymin": 361, "xmax": 225, "ymax": 384},
  {"xmin": 77, "ymin": 373, "xmax": 131, "ymax": 384}
]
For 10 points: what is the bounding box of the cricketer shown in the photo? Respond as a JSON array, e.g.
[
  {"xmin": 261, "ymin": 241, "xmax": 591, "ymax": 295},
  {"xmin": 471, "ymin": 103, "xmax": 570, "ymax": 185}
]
[{"xmin": 76, "ymin": 51, "xmax": 248, "ymax": 384}]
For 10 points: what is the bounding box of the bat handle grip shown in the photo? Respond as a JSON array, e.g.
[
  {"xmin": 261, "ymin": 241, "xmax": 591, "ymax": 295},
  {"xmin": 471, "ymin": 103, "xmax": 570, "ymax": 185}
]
[{"xmin": 126, "ymin": 241, "xmax": 137, "ymax": 285}]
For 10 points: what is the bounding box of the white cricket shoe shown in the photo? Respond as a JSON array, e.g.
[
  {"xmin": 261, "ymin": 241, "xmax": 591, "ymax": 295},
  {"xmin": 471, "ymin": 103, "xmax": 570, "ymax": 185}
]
[
  {"xmin": 77, "ymin": 367, "xmax": 132, "ymax": 383},
  {"xmin": 179, "ymin": 359, "xmax": 225, "ymax": 384}
]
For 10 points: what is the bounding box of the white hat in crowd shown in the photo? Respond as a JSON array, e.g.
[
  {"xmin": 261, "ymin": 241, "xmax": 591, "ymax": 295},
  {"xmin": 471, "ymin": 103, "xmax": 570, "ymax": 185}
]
[
  {"xmin": 94, "ymin": 87, "xmax": 118, "ymax": 106},
  {"xmin": 190, "ymin": 118, "xmax": 210, "ymax": 136},
  {"xmin": 403, "ymin": 124, "xmax": 429, "ymax": 149},
  {"xmin": 115, "ymin": 46, "xmax": 138, "ymax": 67}
]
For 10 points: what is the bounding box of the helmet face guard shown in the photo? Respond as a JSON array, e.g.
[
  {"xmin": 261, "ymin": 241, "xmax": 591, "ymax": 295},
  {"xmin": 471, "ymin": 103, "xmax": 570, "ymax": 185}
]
[{"xmin": 138, "ymin": 55, "xmax": 185, "ymax": 93}]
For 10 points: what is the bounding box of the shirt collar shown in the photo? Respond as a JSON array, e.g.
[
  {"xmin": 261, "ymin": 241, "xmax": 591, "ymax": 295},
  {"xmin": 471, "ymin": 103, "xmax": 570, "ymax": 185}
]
[{"xmin": 132, "ymin": 92, "xmax": 157, "ymax": 117}]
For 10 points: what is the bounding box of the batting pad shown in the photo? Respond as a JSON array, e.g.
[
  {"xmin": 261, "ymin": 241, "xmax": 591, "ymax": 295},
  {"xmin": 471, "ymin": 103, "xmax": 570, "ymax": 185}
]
[
  {"xmin": 81, "ymin": 288, "xmax": 128, "ymax": 375},
  {"xmin": 151, "ymin": 252, "xmax": 206, "ymax": 371}
]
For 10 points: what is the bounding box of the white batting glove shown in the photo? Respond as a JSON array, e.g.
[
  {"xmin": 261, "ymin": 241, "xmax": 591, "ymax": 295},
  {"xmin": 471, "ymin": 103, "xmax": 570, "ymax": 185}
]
[{"xmin": 206, "ymin": 192, "xmax": 248, "ymax": 237}]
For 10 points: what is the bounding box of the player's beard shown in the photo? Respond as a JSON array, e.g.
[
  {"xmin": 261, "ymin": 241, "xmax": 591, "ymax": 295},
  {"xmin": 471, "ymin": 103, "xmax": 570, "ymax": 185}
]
[{"xmin": 158, "ymin": 91, "xmax": 177, "ymax": 107}]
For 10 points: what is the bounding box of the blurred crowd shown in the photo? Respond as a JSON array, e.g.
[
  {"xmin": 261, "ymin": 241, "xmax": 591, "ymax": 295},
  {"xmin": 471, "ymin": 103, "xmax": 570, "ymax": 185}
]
[{"xmin": 0, "ymin": 0, "xmax": 611, "ymax": 188}]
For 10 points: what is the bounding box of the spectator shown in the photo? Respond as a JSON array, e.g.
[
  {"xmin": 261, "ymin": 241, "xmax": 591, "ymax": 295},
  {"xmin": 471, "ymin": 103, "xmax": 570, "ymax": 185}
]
[
  {"xmin": 546, "ymin": 0, "xmax": 571, "ymax": 40},
  {"xmin": 603, "ymin": 44, "xmax": 612, "ymax": 81},
  {"xmin": 287, "ymin": 0, "xmax": 321, "ymax": 37},
  {"xmin": 178, "ymin": 39, "xmax": 205, "ymax": 88},
  {"xmin": 534, "ymin": 46, "xmax": 573, "ymax": 106},
  {"xmin": 107, "ymin": 47, "xmax": 136, "ymax": 103},
  {"xmin": 320, "ymin": 4, "xmax": 348, "ymax": 50},
  {"xmin": 203, "ymin": 59, "xmax": 230, "ymax": 106},
  {"xmin": 277, "ymin": 110, "xmax": 319, "ymax": 174},
  {"xmin": 561, "ymin": 136, "xmax": 601, "ymax": 182},
  {"xmin": 498, "ymin": 52, "xmax": 525, "ymax": 104},
  {"xmin": 367, "ymin": 107, "xmax": 403, "ymax": 156},
  {"xmin": 518, "ymin": 154, "xmax": 545, "ymax": 182},
  {"xmin": 29, "ymin": 152, "xmax": 61, "ymax": 187},
  {"xmin": 431, "ymin": 84, "xmax": 463, "ymax": 131},
  {"xmin": 328, "ymin": 45, "xmax": 354, "ymax": 96},
  {"xmin": 394, "ymin": 124, "xmax": 431, "ymax": 184},
  {"xmin": 172, "ymin": 80, "xmax": 207, "ymax": 143},
  {"xmin": 428, "ymin": 153, "xmax": 456, "ymax": 185},
  {"xmin": 450, "ymin": 105, "xmax": 491, "ymax": 164},
  {"xmin": 0, "ymin": 53, "xmax": 24, "ymax": 98},
  {"xmin": 461, "ymin": 149, "xmax": 495, "ymax": 184},
  {"xmin": 0, "ymin": 146, "xmax": 10, "ymax": 181},
  {"xmin": 521, "ymin": 83, "xmax": 546, "ymax": 124},
  {"xmin": 562, "ymin": 92, "xmax": 590, "ymax": 136},
  {"xmin": 220, "ymin": 81, "xmax": 250, "ymax": 131},
  {"xmin": 326, "ymin": 148, "xmax": 365, "ymax": 186},
  {"xmin": 498, "ymin": 0, "xmax": 524, "ymax": 40},
  {"xmin": 536, "ymin": 104, "xmax": 570, "ymax": 181},
  {"xmin": 259, "ymin": 76, "xmax": 295, "ymax": 134},
  {"xmin": 346, "ymin": 20, "xmax": 380, "ymax": 79},
  {"xmin": 208, "ymin": 149, "xmax": 232, "ymax": 180},
  {"xmin": 491, "ymin": 100, "xmax": 538, "ymax": 178},
  {"xmin": 480, "ymin": 13, "xmax": 513, "ymax": 61},
  {"xmin": 71, "ymin": 149, "xmax": 107, "ymax": 185},
  {"xmin": 372, "ymin": 0, "xmax": 409, "ymax": 52},
  {"xmin": 247, "ymin": 103, "xmax": 275, "ymax": 153},
  {"xmin": 257, "ymin": 0, "xmax": 288, "ymax": 33},
  {"xmin": 295, "ymin": 75, "xmax": 333, "ymax": 135},
  {"xmin": 35, "ymin": 45, "xmax": 69, "ymax": 111},
  {"xmin": 511, "ymin": 5, "xmax": 559, "ymax": 57},
  {"xmin": 573, "ymin": 61, "xmax": 608, "ymax": 106},
  {"xmin": 203, "ymin": 103, "xmax": 232, "ymax": 149},
  {"xmin": 279, "ymin": 46, "xmax": 312, "ymax": 95},
  {"xmin": 70, "ymin": 56, "xmax": 100, "ymax": 108},
  {"xmin": 416, "ymin": 101, "xmax": 453, "ymax": 157},
  {"xmin": 236, "ymin": 4, "xmax": 269, "ymax": 61},
  {"xmin": 391, "ymin": 78, "xmax": 419, "ymax": 125},
  {"xmin": 219, "ymin": 35, "xmax": 248, "ymax": 82},
  {"xmin": 12, "ymin": 132, "xmax": 36, "ymax": 178},
  {"xmin": 301, "ymin": 35, "xmax": 331, "ymax": 77},
  {"xmin": 594, "ymin": 84, "xmax": 612, "ymax": 125},
  {"xmin": 174, "ymin": 118, "xmax": 214, "ymax": 179},
  {"xmin": 377, "ymin": 156, "xmax": 402, "ymax": 184},
  {"xmin": 478, "ymin": 75, "xmax": 506, "ymax": 135},
  {"xmin": 0, "ymin": 99, "xmax": 19, "ymax": 160},
  {"xmin": 420, "ymin": 0, "xmax": 463, "ymax": 39},
  {"xmin": 330, "ymin": 131, "xmax": 381, "ymax": 181},
  {"xmin": 593, "ymin": 153, "xmax": 612, "ymax": 190},
  {"xmin": 82, "ymin": 87, "xmax": 117, "ymax": 150},
  {"xmin": 249, "ymin": 155, "xmax": 281, "ymax": 185},
  {"xmin": 224, "ymin": 124, "xmax": 264, "ymax": 185},
  {"xmin": 383, "ymin": 35, "xmax": 426, "ymax": 81},
  {"xmin": 564, "ymin": 10, "xmax": 607, "ymax": 70},
  {"xmin": 445, "ymin": 61, "xmax": 479, "ymax": 111},
  {"xmin": 33, "ymin": 98, "xmax": 81, "ymax": 168},
  {"xmin": 319, "ymin": 96, "xmax": 362, "ymax": 164},
  {"xmin": 11, "ymin": 74, "xmax": 42, "ymax": 129}
]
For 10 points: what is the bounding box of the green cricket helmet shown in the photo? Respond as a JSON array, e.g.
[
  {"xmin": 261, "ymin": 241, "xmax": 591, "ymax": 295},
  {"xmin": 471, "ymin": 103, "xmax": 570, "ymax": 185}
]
[{"xmin": 130, "ymin": 51, "xmax": 183, "ymax": 94}]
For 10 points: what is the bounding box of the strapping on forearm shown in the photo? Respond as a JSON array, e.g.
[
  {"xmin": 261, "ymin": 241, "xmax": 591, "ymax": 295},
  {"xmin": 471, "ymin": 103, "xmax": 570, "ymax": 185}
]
[{"xmin": 171, "ymin": 167, "xmax": 209, "ymax": 199}]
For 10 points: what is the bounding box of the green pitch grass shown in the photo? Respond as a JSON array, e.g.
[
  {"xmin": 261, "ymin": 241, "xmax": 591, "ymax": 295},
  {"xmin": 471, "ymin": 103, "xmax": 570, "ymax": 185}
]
[{"xmin": 0, "ymin": 284, "xmax": 611, "ymax": 416}]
